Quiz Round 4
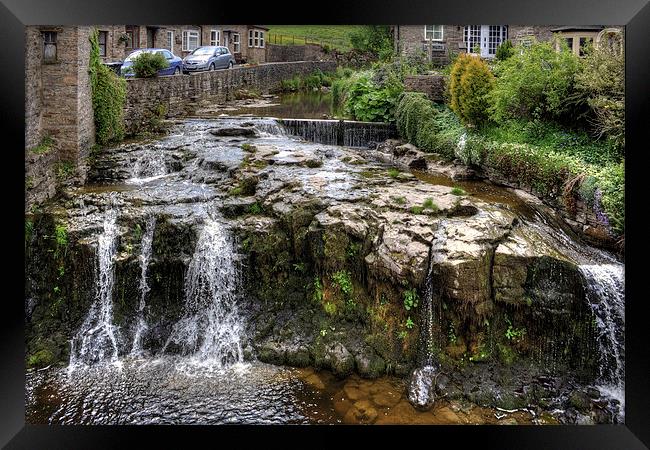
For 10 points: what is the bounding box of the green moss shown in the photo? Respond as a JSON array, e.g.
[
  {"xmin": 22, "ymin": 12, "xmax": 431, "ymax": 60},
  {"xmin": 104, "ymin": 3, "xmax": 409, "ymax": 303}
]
[
  {"xmin": 450, "ymin": 187, "xmax": 466, "ymax": 196},
  {"xmin": 241, "ymin": 143, "xmax": 257, "ymax": 153},
  {"xmin": 410, "ymin": 206, "xmax": 424, "ymax": 214},
  {"xmin": 332, "ymin": 270, "xmax": 353, "ymax": 297},
  {"xmin": 391, "ymin": 196, "xmax": 406, "ymax": 205},
  {"xmin": 324, "ymin": 301, "xmax": 337, "ymax": 315},
  {"xmin": 248, "ymin": 202, "xmax": 263, "ymax": 215},
  {"xmin": 27, "ymin": 349, "xmax": 55, "ymax": 368},
  {"xmin": 305, "ymin": 159, "xmax": 323, "ymax": 168},
  {"xmin": 388, "ymin": 168, "xmax": 401, "ymax": 179},
  {"xmin": 55, "ymin": 161, "xmax": 75, "ymax": 182},
  {"xmin": 422, "ymin": 198, "xmax": 439, "ymax": 212},
  {"xmin": 30, "ymin": 135, "xmax": 55, "ymax": 155}
]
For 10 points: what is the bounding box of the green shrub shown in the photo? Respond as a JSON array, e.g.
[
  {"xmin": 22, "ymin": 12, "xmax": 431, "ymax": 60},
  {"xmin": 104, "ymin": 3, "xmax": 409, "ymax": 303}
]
[
  {"xmin": 332, "ymin": 270, "xmax": 353, "ymax": 297},
  {"xmin": 457, "ymin": 57, "xmax": 495, "ymax": 127},
  {"xmin": 131, "ymin": 52, "xmax": 169, "ymax": 78},
  {"xmin": 489, "ymin": 40, "xmax": 580, "ymax": 122},
  {"xmin": 403, "ymin": 288, "xmax": 419, "ymax": 311},
  {"xmin": 590, "ymin": 161, "xmax": 624, "ymax": 235},
  {"xmin": 349, "ymin": 25, "xmax": 394, "ymax": 60},
  {"xmin": 89, "ymin": 29, "xmax": 126, "ymax": 145},
  {"xmin": 573, "ymin": 44, "xmax": 625, "ymax": 151},
  {"xmin": 448, "ymin": 53, "xmax": 473, "ymax": 117},
  {"xmin": 395, "ymin": 92, "xmax": 434, "ymax": 142},
  {"xmin": 451, "ymin": 187, "xmax": 466, "ymax": 195},
  {"xmin": 495, "ymin": 40, "xmax": 514, "ymax": 61}
]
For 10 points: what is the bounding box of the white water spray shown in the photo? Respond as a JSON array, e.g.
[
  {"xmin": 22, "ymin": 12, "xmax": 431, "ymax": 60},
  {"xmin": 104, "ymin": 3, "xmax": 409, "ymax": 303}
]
[{"xmin": 130, "ymin": 215, "xmax": 156, "ymax": 355}]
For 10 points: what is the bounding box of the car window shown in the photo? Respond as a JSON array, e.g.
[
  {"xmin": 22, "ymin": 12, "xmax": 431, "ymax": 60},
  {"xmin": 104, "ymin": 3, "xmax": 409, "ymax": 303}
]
[{"xmin": 163, "ymin": 51, "xmax": 173, "ymax": 59}]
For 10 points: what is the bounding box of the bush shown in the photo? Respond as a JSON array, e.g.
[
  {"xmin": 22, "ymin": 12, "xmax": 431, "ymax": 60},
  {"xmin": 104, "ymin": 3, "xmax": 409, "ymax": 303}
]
[
  {"xmin": 131, "ymin": 52, "xmax": 169, "ymax": 78},
  {"xmin": 495, "ymin": 40, "xmax": 514, "ymax": 61},
  {"xmin": 573, "ymin": 44, "xmax": 625, "ymax": 151},
  {"xmin": 590, "ymin": 161, "xmax": 624, "ymax": 235},
  {"xmin": 395, "ymin": 92, "xmax": 434, "ymax": 142},
  {"xmin": 332, "ymin": 69, "xmax": 403, "ymax": 122},
  {"xmin": 448, "ymin": 53, "xmax": 473, "ymax": 116},
  {"xmin": 488, "ymin": 40, "xmax": 580, "ymax": 122},
  {"xmin": 349, "ymin": 25, "xmax": 394, "ymax": 60},
  {"xmin": 458, "ymin": 57, "xmax": 495, "ymax": 127},
  {"xmin": 89, "ymin": 29, "xmax": 126, "ymax": 145}
]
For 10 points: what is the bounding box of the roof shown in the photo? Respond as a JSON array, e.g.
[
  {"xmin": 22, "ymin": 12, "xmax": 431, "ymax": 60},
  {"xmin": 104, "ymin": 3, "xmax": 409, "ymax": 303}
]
[{"xmin": 550, "ymin": 25, "xmax": 605, "ymax": 32}]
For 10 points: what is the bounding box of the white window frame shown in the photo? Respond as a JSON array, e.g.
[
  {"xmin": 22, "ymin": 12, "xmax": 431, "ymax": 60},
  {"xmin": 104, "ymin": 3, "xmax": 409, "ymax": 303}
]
[
  {"xmin": 166, "ymin": 31, "xmax": 174, "ymax": 51},
  {"xmin": 182, "ymin": 30, "xmax": 199, "ymax": 52},
  {"xmin": 424, "ymin": 25, "xmax": 443, "ymax": 41},
  {"xmin": 232, "ymin": 33, "xmax": 241, "ymax": 53},
  {"xmin": 210, "ymin": 29, "xmax": 220, "ymax": 46},
  {"xmin": 248, "ymin": 29, "xmax": 264, "ymax": 48}
]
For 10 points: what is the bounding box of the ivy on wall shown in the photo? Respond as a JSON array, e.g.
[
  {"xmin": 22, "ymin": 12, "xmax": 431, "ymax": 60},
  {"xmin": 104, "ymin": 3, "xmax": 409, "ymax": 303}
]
[{"xmin": 89, "ymin": 29, "xmax": 126, "ymax": 145}]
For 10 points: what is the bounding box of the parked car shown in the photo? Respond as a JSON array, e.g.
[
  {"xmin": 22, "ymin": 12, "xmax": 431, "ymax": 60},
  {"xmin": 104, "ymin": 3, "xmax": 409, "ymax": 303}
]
[
  {"xmin": 120, "ymin": 49, "xmax": 183, "ymax": 77},
  {"xmin": 182, "ymin": 46, "xmax": 235, "ymax": 73}
]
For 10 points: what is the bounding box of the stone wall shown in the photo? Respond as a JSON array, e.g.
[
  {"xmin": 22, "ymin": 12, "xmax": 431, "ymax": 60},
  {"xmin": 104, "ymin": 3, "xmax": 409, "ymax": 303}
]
[
  {"xmin": 123, "ymin": 61, "xmax": 337, "ymax": 135},
  {"xmin": 404, "ymin": 75, "xmax": 446, "ymax": 102},
  {"xmin": 266, "ymin": 43, "xmax": 327, "ymax": 62},
  {"xmin": 25, "ymin": 26, "xmax": 95, "ymax": 213}
]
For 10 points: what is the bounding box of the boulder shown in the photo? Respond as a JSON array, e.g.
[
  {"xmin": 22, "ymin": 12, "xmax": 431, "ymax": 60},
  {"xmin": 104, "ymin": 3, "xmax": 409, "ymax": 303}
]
[{"xmin": 407, "ymin": 365, "xmax": 439, "ymax": 411}]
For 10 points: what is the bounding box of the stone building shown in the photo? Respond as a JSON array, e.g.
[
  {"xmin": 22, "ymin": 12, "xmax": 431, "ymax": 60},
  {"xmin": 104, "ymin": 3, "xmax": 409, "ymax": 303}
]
[
  {"xmin": 91, "ymin": 24, "xmax": 269, "ymax": 64},
  {"xmin": 25, "ymin": 25, "xmax": 95, "ymax": 212},
  {"xmin": 392, "ymin": 25, "xmax": 623, "ymax": 64}
]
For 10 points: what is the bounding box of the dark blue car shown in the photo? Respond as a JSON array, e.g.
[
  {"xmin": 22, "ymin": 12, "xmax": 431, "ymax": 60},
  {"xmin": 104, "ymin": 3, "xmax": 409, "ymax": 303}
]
[{"xmin": 120, "ymin": 48, "xmax": 183, "ymax": 77}]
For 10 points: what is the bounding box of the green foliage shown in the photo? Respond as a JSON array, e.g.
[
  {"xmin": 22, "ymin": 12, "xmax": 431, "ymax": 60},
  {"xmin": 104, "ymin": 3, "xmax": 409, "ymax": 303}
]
[
  {"xmin": 281, "ymin": 69, "xmax": 334, "ymax": 92},
  {"xmin": 405, "ymin": 316, "xmax": 415, "ymax": 329},
  {"xmin": 410, "ymin": 206, "xmax": 424, "ymax": 214},
  {"xmin": 395, "ymin": 92, "xmax": 435, "ymax": 143},
  {"xmin": 90, "ymin": 29, "xmax": 126, "ymax": 145},
  {"xmin": 293, "ymin": 262, "xmax": 306, "ymax": 273},
  {"xmin": 346, "ymin": 242, "xmax": 362, "ymax": 258},
  {"xmin": 324, "ymin": 302, "xmax": 337, "ymax": 316},
  {"xmin": 55, "ymin": 161, "xmax": 75, "ymax": 181},
  {"xmin": 25, "ymin": 219, "xmax": 34, "ymax": 244},
  {"xmin": 448, "ymin": 322, "xmax": 457, "ymax": 345},
  {"xmin": 130, "ymin": 52, "xmax": 169, "ymax": 78},
  {"xmin": 591, "ymin": 161, "xmax": 625, "ymax": 235},
  {"xmin": 332, "ymin": 270, "xmax": 353, "ymax": 297},
  {"xmin": 388, "ymin": 168, "xmax": 401, "ymax": 179},
  {"xmin": 450, "ymin": 187, "xmax": 466, "ymax": 196},
  {"xmin": 505, "ymin": 317, "xmax": 526, "ymax": 342},
  {"xmin": 349, "ymin": 26, "xmax": 394, "ymax": 60},
  {"xmin": 449, "ymin": 53, "xmax": 473, "ymax": 117},
  {"xmin": 403, "ymin": 288, "xmax": 419, "ymax": 311},
  {"xmin": 573, "ymin": 43, "xmax": 625, "ymax": 151},
  {"xmin": 489, "ymin": 40, "xmax": 580, "ymax": 122},
  {"xmin": 422, "ymin": 198, "xmax": 439, "ymax": 212},
  {"xmin": 313, "ymin": 277, "xmax": 324, "ymax": 302},
  {"xmin": 391, "ymin": 196, "xmax": 406, "ymax": 205},
  {"xmin": 457, "ymin": 57, "xmax": 495, "ymax": 127},
  {"xmin": 495, "ymin": 40, "xmax": 515, "ymax": 61},
  {"xmin": 248, "ymin": 202, "xmax": 263, "ymax": 215},
  {"xmin": 30, "ymin": 135, "xmax": 54, "ymax": 155}
]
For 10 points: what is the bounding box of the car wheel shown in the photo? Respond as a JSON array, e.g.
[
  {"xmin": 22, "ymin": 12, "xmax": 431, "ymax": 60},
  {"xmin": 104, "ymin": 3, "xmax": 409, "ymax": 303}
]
[
  {"xmin": 229, "ymin": 61, "xmax": 234, "ymax": 69},
  {"xmin": 174, "ymin": 66, "xmax": 180, "ymax": 75},
  {"xmin": 209, "ymin": 63, "xmax": 215, "ymax": 71}
]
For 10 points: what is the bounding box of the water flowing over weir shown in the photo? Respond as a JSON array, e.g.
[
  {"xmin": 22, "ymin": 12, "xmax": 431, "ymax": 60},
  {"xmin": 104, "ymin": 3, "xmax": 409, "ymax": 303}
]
[
  {"xmin": 126, "ymin": 148, "xmax": 168, "ymax": 184},
  {"xmin": 278, "ymin": 118, "xmax": 397, "ymax": 147},
  {"xmin": 579, "ymin": 264, "xmax": 625, "ymax": 411},
  {"xmin": 69, "ymin": 209, "xmax": 120, "ymax": 368},
  {"xmin": 163, "ymin": 218, "xmax": 244, "ymax": 366},
  {"xmin": 131, "ymin": 215, "xmax": 156, "ymax": 355}
]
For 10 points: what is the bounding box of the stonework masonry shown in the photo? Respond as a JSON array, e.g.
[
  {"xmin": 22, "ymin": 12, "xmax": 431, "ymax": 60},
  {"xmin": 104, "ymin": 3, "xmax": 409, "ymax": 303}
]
[
  {"xmin": 404, "ymin": 75, "xmax": 446, "ymax": 103},
  {"xmin": 123, "ymin": 61, "xmax": 337, "ymax": 135},
  {"xmin": 25, "ymin": 26, "xmax": 95, "ymax": 213}
]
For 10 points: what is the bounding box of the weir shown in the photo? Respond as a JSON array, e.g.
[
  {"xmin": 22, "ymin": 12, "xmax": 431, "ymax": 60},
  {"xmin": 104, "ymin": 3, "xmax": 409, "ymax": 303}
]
[{"xmin": 278, "ymin": 118, "xmax": 397, "ymax": 147}]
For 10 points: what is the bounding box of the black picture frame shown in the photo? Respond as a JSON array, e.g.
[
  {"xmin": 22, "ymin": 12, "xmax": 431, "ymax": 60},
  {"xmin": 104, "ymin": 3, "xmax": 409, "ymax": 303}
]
[{"xmin": 3, "ymin": 0, "xmax": 648, "ymax": 447}]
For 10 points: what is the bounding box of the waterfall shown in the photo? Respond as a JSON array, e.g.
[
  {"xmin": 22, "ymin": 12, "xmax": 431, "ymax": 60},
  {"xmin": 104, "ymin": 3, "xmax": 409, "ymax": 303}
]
[
  {"xmin": 579, "ymin": 264, "xmax": 625, "ymax": 415},
  {"xmin": 420, "ymin": 252, "xmax": 438, "ymax": 367},
  {"xmin": 69, "ymin": 209, "xmax": 120, "ymax": 368},
  {"xmin": 163, "ymin": 218, "xmax": 244, "ymax": 367},
  {"xmin": 278, "ymin": 118, "xmax": 397, "ymax": 147},
  {"xmin": 255, "ymin": 118, "xmax": 287, "ymax": 137},
  {"xmin": 127, "ymin": 149, "xmax": 168, "ymax": 184},
  {"xmin": 130, "ymin": 215, "xmax": 156, "ymax": 356}
]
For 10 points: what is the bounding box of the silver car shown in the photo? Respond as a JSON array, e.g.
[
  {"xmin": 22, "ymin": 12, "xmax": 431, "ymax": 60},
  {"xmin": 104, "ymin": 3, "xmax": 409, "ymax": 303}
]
[{"xmin": 182, "ymin": 46, "xmax": 235, "ymax": 73}]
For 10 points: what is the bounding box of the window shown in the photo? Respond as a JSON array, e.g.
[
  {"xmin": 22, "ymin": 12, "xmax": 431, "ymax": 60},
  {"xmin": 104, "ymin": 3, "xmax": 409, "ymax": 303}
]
[
  {"xmin": 210, "ymin": 30, "xmax": 220, "ymax": 46},
  {"xmin": 166, "ymin": 31, "xmax": 173, "ymax": 51},
  {"xmin": 248, "ymin": 29, "xmax": 264, "ymax": 48},
  {"xmin": 162, "ymin": 50, "xmax": 173, "ymax": 59},
  {"xmin": 487, "ymin": 25, "xmax": 507, "ymax": 55},
  {"xmin": 98, "ymin": 31, "xmax": 107, "ymax": 57},
  {"xmin": 125, "ymin": 26, "xmax": 139, "ymax": 49},
  {"xmin": 424, "ymin": 25, "xmax": 443, "ymax": 41},
  {"xmin": 565, "ymin": 37, "xmax": 574, "ymax": 52},
  {"xmin": 182, "ymin": 30, "xmax": 200, "ymax": 52},
  {"xmin": 579, "ymin": 37, "xmax": 593, "ymax": 57},
  {"xmin": 232, "ymin": 33, "xmax": 240, "ymax": 53},
  {"xmin": 464, "ymin": 26, "xmax": 481, "ymax": 53},
  {"xmin": 42, "ymin": 31, "xmax": 57, "ymax": 63}
]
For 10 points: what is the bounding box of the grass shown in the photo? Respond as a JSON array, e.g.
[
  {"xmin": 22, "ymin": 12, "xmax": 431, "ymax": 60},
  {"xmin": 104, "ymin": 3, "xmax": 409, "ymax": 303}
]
[
  {"xmin": 388, "ymin": 168, "xmax": 401, "ymax": 179},
  {"xmin": 422, "ymin": 198, "xmax": 439, "ymax": 212},
  {"xmin": 265, "ymin": 26, "xmax": 365, "ymax": 51},
  {"xmin": 450, "ymin": 187, "xmax": 466, "ymax": 196}
]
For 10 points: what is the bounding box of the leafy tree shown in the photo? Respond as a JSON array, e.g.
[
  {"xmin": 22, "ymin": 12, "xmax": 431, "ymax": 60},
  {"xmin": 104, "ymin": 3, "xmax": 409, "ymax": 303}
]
[
  {"xmin": 458, "ymin": 57, "xmax": 495, "ymax": 127},
  {"xmin": 349, "ymin": 25, "xmax": 394, "ymax": 60}
]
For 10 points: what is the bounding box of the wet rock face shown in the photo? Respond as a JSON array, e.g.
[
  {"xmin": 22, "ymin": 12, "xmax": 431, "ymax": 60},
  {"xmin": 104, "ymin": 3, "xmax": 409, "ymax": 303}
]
[
  {"xmin": 407, "ymin": 365, "xmax": 439, "ymax": 410},
  {"xmin": 26, "ymin": 117, "xmax": 610, "ymax": 414}
]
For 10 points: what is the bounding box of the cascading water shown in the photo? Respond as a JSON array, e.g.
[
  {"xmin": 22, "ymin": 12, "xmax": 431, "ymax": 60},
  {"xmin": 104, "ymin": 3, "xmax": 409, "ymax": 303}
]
[
  {"xmin": 278, "ymin": 118, "xmax": 396, "ymax": 147},
  {"xmin": 130, "ymin": 215, "xmax": 156, "ymax": 356},
  {"xmin": 407, "ymin": 247, "xmax": 442, "ymax": 410},
  {"xmin": 579, "ymin": 264, "xmax": 625, "ymax": 417},
  {"xmin": 127, "ymin": 148, "xmax": 168, "ymax": 184},
  {"xmin": 163, "ymin": 218, "xmax": 244, "ymax": 367},
  {"xmin": 69, "ymin": 209, "xmax": 120, "ymax": 369}
]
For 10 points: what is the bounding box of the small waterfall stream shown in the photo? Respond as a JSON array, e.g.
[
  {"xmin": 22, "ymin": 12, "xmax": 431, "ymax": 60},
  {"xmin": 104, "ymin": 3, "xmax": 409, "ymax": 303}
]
[
  {"xmin": 278, "ymin": 118, "xmax": 397, "ymax": 147},
  {"xmin": 126, "ymin": 149, "xmax": 168, "ymax": 184},
  {"xmin": 69, "ymin": 209, "xmax": 120, "ymax": 368},
  {"xmin": 130, "ymin": 215, "xmax": 156, "ymax": 356},
  {"xmin": 579, "ymin": 264, "xmax": 625, "ymax": 415},
  {"xmin": 163, "ymin": 218, "xmax": 244, "ymax": 367}
]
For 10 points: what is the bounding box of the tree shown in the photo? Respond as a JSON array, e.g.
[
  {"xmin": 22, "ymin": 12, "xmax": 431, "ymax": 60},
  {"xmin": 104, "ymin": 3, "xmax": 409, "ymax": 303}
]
[{"xmin": 350, "ymin": 26, "xmax": 394, "ymax": 60}]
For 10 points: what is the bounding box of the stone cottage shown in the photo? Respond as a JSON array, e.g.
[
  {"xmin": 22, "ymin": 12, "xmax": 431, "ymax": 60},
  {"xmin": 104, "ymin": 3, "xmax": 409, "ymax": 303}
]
[
  {"xmin": 392, "ymin": 25, "xmax": 623, "ymax": 64},
  {"xmin": 91, "ymin": 24, "xmax": 269, "ymax": 65}
]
